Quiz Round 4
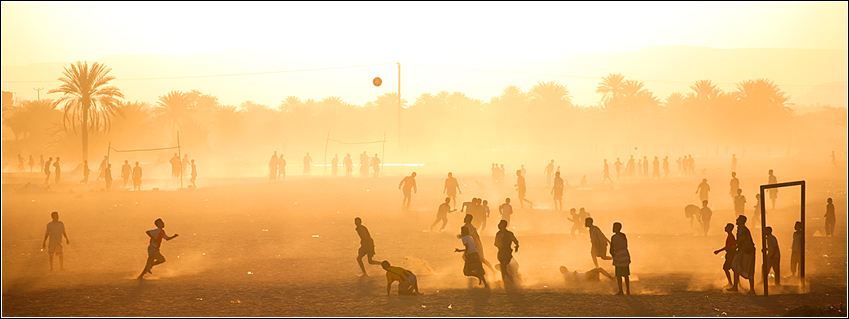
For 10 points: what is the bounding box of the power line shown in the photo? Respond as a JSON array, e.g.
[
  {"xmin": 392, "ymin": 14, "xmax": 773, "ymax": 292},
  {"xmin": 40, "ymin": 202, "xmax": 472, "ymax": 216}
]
[
  {"xmin": 2, "ymin": 61, "xmax": 845, "ymax": 89},
  {"xmin": 401, "ymin": 63, "xmax": 848, "ymax": 89},
  {"xmin": 0, "ymin": 63, "xmax": 396, "ymax": 83}
]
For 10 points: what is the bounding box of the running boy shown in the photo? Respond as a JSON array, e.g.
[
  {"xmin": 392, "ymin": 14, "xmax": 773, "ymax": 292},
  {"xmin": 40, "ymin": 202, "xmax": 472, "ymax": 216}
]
[{"xmin": 138, "ymin": 218, "xmax": 178, "ymax": 279}]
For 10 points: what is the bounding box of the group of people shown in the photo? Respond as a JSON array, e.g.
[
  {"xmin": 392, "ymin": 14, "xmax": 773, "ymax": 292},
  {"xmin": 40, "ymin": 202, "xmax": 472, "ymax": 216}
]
[
  {"xmin": 268, "ymin": 151, "xmax": 383, "ymax": 180},
  {"xmin": 168, "ymin": 153, "xmax": 199, "ymax": 188},
  {"xmin": 688, "ymin": 169, "xmax": 783, "ymax": 236}
]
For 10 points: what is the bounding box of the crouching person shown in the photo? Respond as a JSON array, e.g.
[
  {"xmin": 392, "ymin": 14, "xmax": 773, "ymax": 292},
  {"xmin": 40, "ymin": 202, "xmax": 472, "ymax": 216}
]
[{"xmin": 383, "ymin": 260, "xmax": 419, "ymax": 295}]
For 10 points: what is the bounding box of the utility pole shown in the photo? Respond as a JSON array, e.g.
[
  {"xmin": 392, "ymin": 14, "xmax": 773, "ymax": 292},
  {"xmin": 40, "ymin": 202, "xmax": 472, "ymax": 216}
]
[
  {"xmin": 397, "ymin": 62, "xmax": 401, "ymax": 148},
  {"xmin": 34, "ymin": 87, "xmax": 44, "ymax": 101}
]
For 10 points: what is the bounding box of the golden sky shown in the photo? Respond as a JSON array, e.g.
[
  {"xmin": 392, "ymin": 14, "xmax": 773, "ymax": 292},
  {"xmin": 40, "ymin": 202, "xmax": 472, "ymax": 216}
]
[{"xmin": 2, "ymin": 1, "xmax": 847, "ymax": 66}]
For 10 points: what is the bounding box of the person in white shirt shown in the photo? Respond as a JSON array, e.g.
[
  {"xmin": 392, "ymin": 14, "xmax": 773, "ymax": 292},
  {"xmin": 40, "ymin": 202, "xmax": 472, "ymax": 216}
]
[
  {"xmin": 42, "ymin": 212, "xmax": 70, "ymax": 271},
  {"xmin": 499, "ymin": 198, "xmax": 514, "ymax": 223},
  {"xmin": 455, "ymin": 226, "xmax": 488, "ymax": 288}
]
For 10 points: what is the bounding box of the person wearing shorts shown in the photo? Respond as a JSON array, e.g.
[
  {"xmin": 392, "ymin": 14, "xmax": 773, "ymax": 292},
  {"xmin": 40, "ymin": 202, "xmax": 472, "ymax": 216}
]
[
  {"xmin": 355, "ymin": 217, "xmax": 381, "ymax": 276},
  {"xmin": 398, "ymin": 172, "xmax": 417, "ymax": 211},
  {"xmin": 611, "ymin": 222, "xmax": 631, "ymax": 295},
  {"xmin": 43, "ymin": 211, "xmax": 70, "ymax": 271},
  {"xmin": 132, "ymin": 162, "xmax": 142, "ymax": 191},
  {"xmin": 382, "ymin": 261, "xmax": 419, "ymax": 295},
  {"xmin": 444, "ymin": 172, "xmax": 462, "ymax": 210},
  {"xmin": 138, "ymin": 218, "xmax": 178, "ymax": 279},
  {"xmin": 494, "ymin": 220, "xmax": 519, "ymax": 287},
  {"xmin": 713, "ymin": 223, "xmax": 736, "ymax": 287}
]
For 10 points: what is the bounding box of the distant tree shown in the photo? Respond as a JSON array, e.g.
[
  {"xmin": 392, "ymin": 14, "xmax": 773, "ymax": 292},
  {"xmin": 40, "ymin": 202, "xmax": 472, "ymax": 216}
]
[
  {"xmin": 4, "ymin": 99, "xmax": 61, "ymax": 141},
  {"xmin": 596, "ymin": 73, "xmax": 626, "ymax": 106},
  {"xmin": 154, "ymin": 90, "xmax": 196, "ymax": 131},
  {"xmin": 48, "ymin": 61, "xmax": 124, "ymax": 161}
]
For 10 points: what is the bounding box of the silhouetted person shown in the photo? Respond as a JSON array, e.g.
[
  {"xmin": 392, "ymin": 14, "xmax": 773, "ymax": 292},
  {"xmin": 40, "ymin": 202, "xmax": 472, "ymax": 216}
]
[
  {"xmin": 43, "ymin": 211, "xmax": 70, "ymax": 271},
  {"xmin": 39, "ymin": 155, "xmax": 44, "ymax": 174},
  {"xmin": 303, "ymin": 152, "xmax": 313, "ymax": 175},
  {"xmin": 663, "ymin": 156, "xmax": 669, "ymax": 178},
  {"xmin": 824, "ymin": 198, "xmax": 835, "ymax": 236},
  {"xmin": 688, "ymin": 154, "xmax": 695, "ymax": 174},
  {"xmin": 627, "ymin": 155, "xmax": 635, "ymax": 179},
  {"xmin": 97, "ymin": 155, "xmax": 107, "ymax": 180},
  {"xmin": 614, "ymin": 157, "xmax": 623, "ymax": 180},
  {"xmin": 552, "ymin": 171, "xmax": 564, "ymax": 211},
  {"xmin": 181, "ymin": 154, "xmax": 189, "ymax": 178},
  {"xmin": 731, "ymin": 154, "xmax": 737, "ymax": 172},
  {"xmin": 611, "ymin": 222, "xmax": 631, "ymax": 295},
  {"xmin": 43, "ymin": 157, "xmax": 52, "ymax": 184},
  {"xmin": 695, "ymin": 178, "xmax": 710, "ymax": 203},
  {"xmin": 675, "ymin": 157, "xmax": 681, "ymax": 175},
  {"xmin": 455, "ymin": 225, "xmax": 487, "ymax": 288},
  {"xmin": 651, "ymin": 156, "xmax": 660, "ymax": 179},
  {"xmin": 120, "ymin": 160, "xmax": 131, "ymax": 188},
  {"xmin": 370, "ymin": 153, "xmax": 380, "ymax": 177},
  {"xmin": 767, "ymin": 169, "xmax": 777, "ymax": 209},
  {"xmin": 132, "ymin": 162, "xmax": 142, "ymax": 191},
  {"xmin": 359, "ymin": 151, "xmax": 369, "ymax": 177},
  {"xmin": 398, "ymin": 172, "xmax": 417, "ymax": 211},
  {"xmin": 790, "ymin": 221, "xmax": 802, "ymax": 277},
  {"xmin": 515, "ymin": 170, "xmax": 533, "ymax": 209},
  {"xmin": 734, "ymin": 189, "xmax": 746, "ymax": 217},
  {"xmin": 520, "ymin": 164, "xmax": 526, "ymax": 177},
  {"xmin": 684, "ymin": 204, "xmax": 700, "ymax": 229},
  {"xmin": 138, "ymin": 218, "xmax": 178, "ymax": 279},
  {"xmin": 269, "ymin": 151, "xmax": 278, "ymax": 181},
  {"xmin": 480, "ymin": 199, "xmax": 492, "ymax": 232},
  {"xmin": 343, "ymin": 153, "xmax": 353, "ymax": 176},
  {"xmin": 80, "ymin": 160, "xmax": 90, "ymax": 184},
  {"xmin": 682, "ymin": 155, "xmax": 689, "ymax": 175},
  {"xmin": 17, "ymin": 154, "xmax": 24, "ymax": 171},
  {"xmin": 729, "ymin": 215, "xmax": 756, "ymax": 294},
  {"xmin": 461, "ymin": 198, "xmax": 481, "ymax": 229},
  {"xmin": 491, "ymin": 163, "xmax": 498, "ymax": 184},
  {"xmin": 190, "ymin": 159, "xmax": 197, "ymax": 188},
  {"xmin": 752, "ymin": 194, "xmax": 763, "ymax": 228},
  {"xmin": 494, "ymin": 220, "xmax": 519, "ymax": 287},
  {"xmin": 28, "ymin": 155, "xmax": 34, "ymax": 172},
  {"xmin": 278, "ymin": 155, "xmax": 286, "ymax": 180},
  {"xmin": 169, "ymin": 153, "xmax": 181, "ymax": 179},
  {"xmin": 53, "ymin": 157, "xmax": 61, "ymax": 183},
  {"xmin": 567, "ymin": 208, "xmax": 582, "ymax": 237},
  {"xmin": 700, "ymin": 200, "xmax": 712, "ymax": 235},
  {"xmin": 729, "ymin": 172, "xmax": 740, "ymax": 206},
  {"xmin": 762, "ymin": 226, "xmax": 781, "ymax": 286},
  {"xmin": 382, "ymin": 260, "xmax": 419, "ymax": 295},
  {"xmin": 636, "ymin": 158, "xmax": 642, "ymax": 178},
  {"xmin": 104, "ymin": 164, "xmax": 113, "ymax": 190},
  {"xmin": 499, "ymin": 198, "xmax": 513, "ymax": 223},
  {"xmin": 431, "ymin": 197, "xmax": 456, "ymax": 231},
  {"xmin": 354, "ymin": 217, "xmax": 381, "ymax": 276},
  {"xmin": 560, "ymin": 266, "xmax": 614, "ymax": 283},
  {"xmin": 714, "ymin": 223, "xmax": 736, "ymax": 287},
  {"xmin": 331, "ymin": 154, "xmax": 339, "ymax": 176},
  {"xmin": 586, "ymin": 217, "xmax": 612, "ymax": 268},
  {"xmin": 580, "ymin": 175, "xmax": 587, "ymax": 188},
  {"xmin": 463, "ymin": 214, "xmax": 494, "ymax": 273},
  {"xmin": 602, "ymin": 159, "xmax": 613, "ymax": 184},
  {"xmin": 444, "ymin": 172, "xmax": 462, "ymax": 209},
  {"xmin": 544, "ymin": 160, "xmax": 555, "ymax": 186},
  {"xmin": 642, "ymin": 156, "xmax": 649, "ymax": 179}
]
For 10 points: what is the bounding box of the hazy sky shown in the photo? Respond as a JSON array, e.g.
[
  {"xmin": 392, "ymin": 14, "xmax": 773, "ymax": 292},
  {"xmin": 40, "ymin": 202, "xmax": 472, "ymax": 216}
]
[{"xmin": 2, "ymin": 1, "xmax": 847, "ymax": 66}]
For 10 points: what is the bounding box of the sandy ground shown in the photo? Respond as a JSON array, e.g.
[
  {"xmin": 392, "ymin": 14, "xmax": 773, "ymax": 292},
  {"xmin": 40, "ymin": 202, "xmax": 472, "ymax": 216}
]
[{"xmin": 2, "ymin": 166, "xmax": 846, "ymax": 317}]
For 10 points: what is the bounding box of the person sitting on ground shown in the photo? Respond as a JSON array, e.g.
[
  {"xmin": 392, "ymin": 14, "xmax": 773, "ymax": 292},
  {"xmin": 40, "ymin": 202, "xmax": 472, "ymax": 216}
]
[{"xmin": 382, "ymin": 260, "xmax": 419, "ymax": 295}]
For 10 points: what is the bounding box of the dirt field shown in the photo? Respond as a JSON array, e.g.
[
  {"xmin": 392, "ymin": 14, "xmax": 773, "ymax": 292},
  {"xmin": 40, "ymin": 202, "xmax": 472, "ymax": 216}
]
[{"xmin": 2, "ymin": 164, "xmax": 846, "ymax": 317}]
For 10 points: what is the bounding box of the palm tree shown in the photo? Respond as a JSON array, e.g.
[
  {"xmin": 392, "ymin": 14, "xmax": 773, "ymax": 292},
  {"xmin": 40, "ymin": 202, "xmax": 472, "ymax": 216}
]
[
  {"xmin": 529, "ymin": 80, "xmax": 572, "ymax": 106},
  {"xmin": 48, "ymin": 61, "xmax": 124, "ymax": 161},
  {"xmin": 154, "ymin": 90, "xmax": 196, "ymax": 131},
  {"xmin": 689, "ymin": 79, "xmax": 722, "ymax": 101},
  {"xmin": 4, "ymin": 99, "xmax": 62, "ymax": 141},
  {"xmin": 596, "ymin": 73, "xmax": 626, "ymax": 105}
]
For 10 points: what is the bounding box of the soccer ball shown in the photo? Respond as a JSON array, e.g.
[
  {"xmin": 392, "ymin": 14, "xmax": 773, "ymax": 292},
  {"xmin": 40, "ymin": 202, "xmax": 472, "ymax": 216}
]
[{"xmin": 373, "ymin": 77, "xmax": 382, "ymax": 87}]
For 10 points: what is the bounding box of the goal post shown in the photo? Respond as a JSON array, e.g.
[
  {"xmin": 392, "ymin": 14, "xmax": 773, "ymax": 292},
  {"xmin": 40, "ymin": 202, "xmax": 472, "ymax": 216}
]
[{"xmin": 759, "ymin": 180, "xmax": 805, "ymax": 296}]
